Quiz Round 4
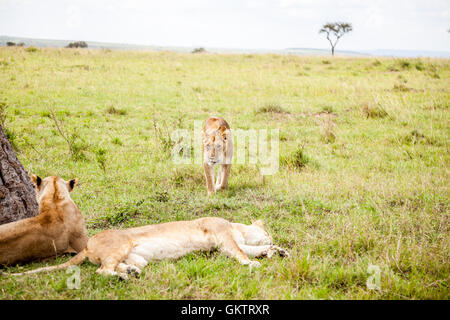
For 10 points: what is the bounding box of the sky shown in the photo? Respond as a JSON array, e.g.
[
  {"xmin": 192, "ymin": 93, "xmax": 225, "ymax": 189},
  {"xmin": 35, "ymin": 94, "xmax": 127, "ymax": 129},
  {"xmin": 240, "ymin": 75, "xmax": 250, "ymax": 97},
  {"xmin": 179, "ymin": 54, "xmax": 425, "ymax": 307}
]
[{"xmin": 1, "ymin": 0, "xmax": 449, "ymax": 52}]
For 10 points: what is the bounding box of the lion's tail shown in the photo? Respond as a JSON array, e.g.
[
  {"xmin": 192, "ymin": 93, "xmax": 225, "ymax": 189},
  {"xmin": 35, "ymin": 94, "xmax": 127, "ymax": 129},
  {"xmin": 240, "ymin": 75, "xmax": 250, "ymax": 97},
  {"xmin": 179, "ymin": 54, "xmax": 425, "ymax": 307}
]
[{"xmin": 10, "ymin": 248, "xmax": 88, "ymax": 276}]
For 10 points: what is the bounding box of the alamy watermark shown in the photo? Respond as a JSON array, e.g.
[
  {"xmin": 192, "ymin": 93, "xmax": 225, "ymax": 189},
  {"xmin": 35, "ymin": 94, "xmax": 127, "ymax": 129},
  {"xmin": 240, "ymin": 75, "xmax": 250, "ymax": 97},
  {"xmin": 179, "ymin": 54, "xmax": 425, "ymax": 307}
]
[
  {"xmin": 66, "ymin": 266, "xmax": 81, "ymax": 289},
  {"xmin": 366, "ymin": 264, "xmax": 381, "ymax": 290},
  {"xmin": 170, "ymin": 120, "xmax": 279, "ymax": 175}
]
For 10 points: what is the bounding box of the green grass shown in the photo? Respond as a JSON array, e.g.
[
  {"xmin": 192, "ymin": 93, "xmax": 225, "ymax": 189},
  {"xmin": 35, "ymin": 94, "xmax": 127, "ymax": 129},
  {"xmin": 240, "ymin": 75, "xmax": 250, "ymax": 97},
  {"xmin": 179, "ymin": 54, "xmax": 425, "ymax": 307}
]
[{"xmin": 0, "ymin": 47, "xmax": 449, "ymax": 299}]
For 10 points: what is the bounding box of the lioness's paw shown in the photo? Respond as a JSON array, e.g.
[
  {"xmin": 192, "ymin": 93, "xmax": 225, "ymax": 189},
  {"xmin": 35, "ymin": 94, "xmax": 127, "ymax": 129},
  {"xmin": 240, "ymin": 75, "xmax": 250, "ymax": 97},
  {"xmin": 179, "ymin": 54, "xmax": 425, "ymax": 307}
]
[
  {"xmin": 275, "ymin": 246, "xmax": 289, "ymax": 258},
  {"xmin": 117, "ymin": 272, "xmax": 129, "ymax": 281},
  {"xmin": 126, "ymin": 266, "xmax": 141, "ymax": 277}
]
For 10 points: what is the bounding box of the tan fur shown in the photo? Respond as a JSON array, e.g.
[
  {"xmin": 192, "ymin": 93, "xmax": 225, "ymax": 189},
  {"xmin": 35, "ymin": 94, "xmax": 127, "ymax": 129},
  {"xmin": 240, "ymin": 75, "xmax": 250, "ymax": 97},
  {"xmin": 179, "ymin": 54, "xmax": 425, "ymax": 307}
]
[
  {"xmin": 202, "ymin": 116, "xmax": 233, "ymax": 195},
  {"xmin": 0, "ymin": 175, "xmax": 88, "ymax": 265},
  {"xmin": 11, "ymin": 217, "xmax": 289, "ymax": 279}
]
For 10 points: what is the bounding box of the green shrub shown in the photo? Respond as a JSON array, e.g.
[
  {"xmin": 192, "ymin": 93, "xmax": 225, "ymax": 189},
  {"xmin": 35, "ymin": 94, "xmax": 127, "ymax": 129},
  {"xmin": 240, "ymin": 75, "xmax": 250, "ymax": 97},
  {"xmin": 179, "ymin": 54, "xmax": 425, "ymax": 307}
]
[
  {"xmin": 281, "ymin": 146, "xmax": 311, "ymax": 169},
  {"xmin": 362, "ymin": 103, "xmax": 389, "ymax": 119},
  {"xmin": 256, "ymin": 103, "xmax": 289, "ymax": 114},
  {"xmin": 106, "ymin": 106, "xmax": 127, "ymax": 115}
]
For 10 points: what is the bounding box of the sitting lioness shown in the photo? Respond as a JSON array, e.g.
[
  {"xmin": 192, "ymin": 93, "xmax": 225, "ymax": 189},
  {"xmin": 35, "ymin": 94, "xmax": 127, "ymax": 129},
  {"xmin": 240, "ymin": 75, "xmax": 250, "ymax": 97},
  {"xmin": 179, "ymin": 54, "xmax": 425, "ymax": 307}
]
[
  {"xmin": 202, "ymin": 116, "xmax": 233, "ymax": 195},
  {"xmin": 11, "ymin": 217, "xmax": 289, "ymax": 279},
  {"xmin": 0, "ymin": 175, "xmax": 88, "ymax": 265}
]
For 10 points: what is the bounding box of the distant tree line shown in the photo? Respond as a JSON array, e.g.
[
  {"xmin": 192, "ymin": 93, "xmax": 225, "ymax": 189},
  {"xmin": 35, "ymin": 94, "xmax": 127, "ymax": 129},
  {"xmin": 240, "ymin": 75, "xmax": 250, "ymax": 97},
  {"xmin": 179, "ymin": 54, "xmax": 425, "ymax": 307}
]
[
  {"xmin": 192, "ymin": 47, "xmax": 206, "ymax": 53},
  {"xmin": 66, "ymin": 41, "xmax": 88, "ymax": 48},
  {"xmin": 6, "ymin": 42, "xmax": 24, "ymax": 47}
]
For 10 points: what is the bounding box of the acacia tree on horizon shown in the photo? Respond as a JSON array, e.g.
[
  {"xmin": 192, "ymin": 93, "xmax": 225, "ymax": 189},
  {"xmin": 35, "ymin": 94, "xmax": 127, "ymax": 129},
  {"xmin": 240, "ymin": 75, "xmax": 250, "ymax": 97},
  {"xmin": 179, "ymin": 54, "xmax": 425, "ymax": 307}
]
[{"xmin": 319, "ymin": 22, "xmax": 353, "ymax": 56}]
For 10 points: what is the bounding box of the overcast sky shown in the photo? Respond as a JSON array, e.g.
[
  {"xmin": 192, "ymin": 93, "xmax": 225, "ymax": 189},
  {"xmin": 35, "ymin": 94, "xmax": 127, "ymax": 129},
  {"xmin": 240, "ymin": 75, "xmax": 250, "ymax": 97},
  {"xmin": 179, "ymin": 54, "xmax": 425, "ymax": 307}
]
[{"xmin": 1, "ymin": 0, "xmax": 449, "ymax": 51}]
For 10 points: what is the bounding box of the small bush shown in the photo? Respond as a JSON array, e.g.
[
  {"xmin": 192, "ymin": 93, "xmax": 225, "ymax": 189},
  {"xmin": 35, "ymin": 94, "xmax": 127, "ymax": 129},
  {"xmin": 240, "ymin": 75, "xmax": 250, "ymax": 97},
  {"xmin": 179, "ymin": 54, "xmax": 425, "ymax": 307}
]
[
  {"xmin": 40, "ymin": 110, "xmax": 51, "ymax": 118},
  {"xmin": 66, "ymin": 41, "xmax": 88, "ymax": 48},
  {"xmin": 415, "ymin": 62, "xmax": 425, "ymax": 71},
  {"xmin": 387, "ymin": 66, "xmax": 399, "ymax": 72},
  {"xmin": 154, "ymin": 191, "xmax": 169, "ymax": 202},
  {"xmin": 372, "ymin": 60, "xmax": 382, "ymax": 67},
  {"xmin": 153, "ymin": 119, "xmax": 175, "ymax": 156},
  {"xmin": 362, "ymin": 103, "xmax": 389, "ymax": 119},
  {"xmin": 256, "ymin": 103, "xmax": 289, "ymax": 114},
  {"xmin": 430, "ymin": 72, "xmax": 440, "ymax": 79},
  {"xmin": 25, "ymin": 47, "xmax": 38, "ymax": 53},
  {"xmin": 69, "ymin": 133, "xmax": 89, "ymax": 161},
  {"xmin": 398, "ymin": 60, "xmax": 411, "ymax": 69},
  {"xmin": 112, "ymin": 137, "xmax": 123, "ymax": 145},
  {"xmin": 297, "ymin": 71, "xmax": 309, "ymax": 77},
  {"xmin": 320, "ymin": 105, "xmax": 334, "ymax": 114},
  {"xmin": 106, "ymin": 106, "xmax": 127, "ymax": 115},
  {"xmin": 94, "ymin": 147, "xmax": 107, "ymax": 173},
  {"xmin": 320, "ymin": 120, "xmax": 336, "ymax": 144},
  {"xmin": 6, "ymin": 42, "xmax": 23, "ymax": 47},
  {"xmin": 393, "ymin": 84, "xmax": 411, "ymax": 92},
  {"xmin": 48, "ymin": 109, "xmax": 88, "ymax": 161},
  {"xmin": 403, "ymin": 130, "xmax": 435, "ymax": 145},
  {"xmin": 192, "ymin": 47, "xmax": 206, "ymax": 53},
  {"xmin": 281, "ymin": 146, "xmax": 310, "ymax": 169}
]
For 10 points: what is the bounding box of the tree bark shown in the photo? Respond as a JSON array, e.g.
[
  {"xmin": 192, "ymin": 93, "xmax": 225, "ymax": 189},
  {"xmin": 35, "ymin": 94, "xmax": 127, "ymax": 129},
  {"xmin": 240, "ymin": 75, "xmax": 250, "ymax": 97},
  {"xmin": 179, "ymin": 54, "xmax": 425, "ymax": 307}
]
[{"xmin": 0, "ymin": 125, "xmax": 38, "ymax": 225}]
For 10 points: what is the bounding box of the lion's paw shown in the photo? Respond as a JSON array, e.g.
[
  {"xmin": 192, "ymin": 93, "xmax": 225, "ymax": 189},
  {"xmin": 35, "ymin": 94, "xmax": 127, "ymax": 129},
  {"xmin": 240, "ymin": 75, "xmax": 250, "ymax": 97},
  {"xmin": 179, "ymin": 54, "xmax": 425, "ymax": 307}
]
[{"xmin": 126, "ymin": 266, "xmax": 141, "ymax": 277}]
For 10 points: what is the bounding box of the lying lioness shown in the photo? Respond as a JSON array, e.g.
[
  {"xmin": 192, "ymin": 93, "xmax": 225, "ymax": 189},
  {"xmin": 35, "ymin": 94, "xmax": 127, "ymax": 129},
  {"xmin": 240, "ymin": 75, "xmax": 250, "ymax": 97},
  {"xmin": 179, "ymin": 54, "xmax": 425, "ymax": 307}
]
[
  {"xmin": 0, "ymin": 175, "xmax": 88, "ymax": 265},
  {"xmin": 202, "ymin": 116, "xmax": 233, "ymax": 195},
  {"xmin": 12, "ymin": 217, "xmax": 288, "ymax": 279}
]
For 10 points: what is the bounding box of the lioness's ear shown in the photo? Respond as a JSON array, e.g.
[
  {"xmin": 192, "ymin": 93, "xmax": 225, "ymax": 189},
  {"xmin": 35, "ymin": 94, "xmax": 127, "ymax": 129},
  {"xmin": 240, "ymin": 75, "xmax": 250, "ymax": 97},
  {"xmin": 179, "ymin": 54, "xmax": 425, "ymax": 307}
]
[
  {"xmin": 68, "ymin": 178, "xmax": 78, "ymax": 192},
  {"xmin": 252, "ymin": 220, "xmax": 265, "ymax": 228},
  {"xmin": 219, "ymin": 125, "xmax": 229, "ymax": 140},
  {"xmin": 31, "ymin": 174, "xmax": 42, "ymax": 190}
]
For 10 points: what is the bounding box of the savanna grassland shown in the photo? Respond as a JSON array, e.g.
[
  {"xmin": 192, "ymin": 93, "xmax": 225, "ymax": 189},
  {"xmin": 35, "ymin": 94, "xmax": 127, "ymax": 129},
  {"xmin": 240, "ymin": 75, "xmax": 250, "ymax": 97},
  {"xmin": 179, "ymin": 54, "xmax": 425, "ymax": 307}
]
[{"xmin": 0, "ymin": 47, "xmax": 448, "ymax": 299}]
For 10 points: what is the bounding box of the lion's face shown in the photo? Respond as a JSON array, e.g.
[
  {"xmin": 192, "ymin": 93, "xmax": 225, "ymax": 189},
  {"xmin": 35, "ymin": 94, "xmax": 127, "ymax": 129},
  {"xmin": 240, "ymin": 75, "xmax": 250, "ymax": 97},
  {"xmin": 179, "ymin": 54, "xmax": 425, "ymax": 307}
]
[
  {"xmin": 31, "ymin": 175, "xmax": 78, "ymax": 204},
  {"xmin": 244, "ymin": 220, "xmax": 273, "ymax": 246},
  {"xmin": 203, "ymin": 129, "xmax": 229, "ymax": 165}
]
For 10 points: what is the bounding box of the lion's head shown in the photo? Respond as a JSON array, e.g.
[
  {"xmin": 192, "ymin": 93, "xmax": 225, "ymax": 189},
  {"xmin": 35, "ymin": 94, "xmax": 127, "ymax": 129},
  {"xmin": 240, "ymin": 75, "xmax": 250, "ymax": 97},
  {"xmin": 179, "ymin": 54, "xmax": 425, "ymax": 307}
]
[
  {"xmin": 31, "ymin": 175, "xmax": 78, "ymax": 204},
  {"xmin": 202, "ymin": 124, "xmax": 231, "ymax": 166},
  {"xmin": 245, "ymin": 220, "xmax": 273, "ymax": 246}
]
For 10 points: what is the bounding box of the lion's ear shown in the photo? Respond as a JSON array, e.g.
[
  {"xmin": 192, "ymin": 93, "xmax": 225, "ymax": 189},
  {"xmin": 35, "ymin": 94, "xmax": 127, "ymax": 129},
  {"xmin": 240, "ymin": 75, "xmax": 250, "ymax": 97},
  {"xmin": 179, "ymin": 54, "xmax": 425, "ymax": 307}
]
[
  {"xmin": 252, "ymin": 220, "xmax": 265, "ymax": 228},
  {"xmin": 219, "ymin": 126, "xmax": 230, "ymax": 140},
  {"xmin": 31, "ymin": 174, "xmax": 42, "ymax": 190},
  {"xmin": 68, "ymin": 178, "xmax": 78, "ymax": 192}
]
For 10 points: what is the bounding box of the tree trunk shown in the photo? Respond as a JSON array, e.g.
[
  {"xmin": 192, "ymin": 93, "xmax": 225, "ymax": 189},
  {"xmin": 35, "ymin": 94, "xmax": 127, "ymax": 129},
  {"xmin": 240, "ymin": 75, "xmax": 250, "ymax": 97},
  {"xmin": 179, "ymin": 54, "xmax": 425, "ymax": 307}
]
[
  {"xmin": 331, "ymin": 46, "xmax": 335, "ymax": 56},
  {"xmin": 0, "ymin": 125, "xmax": 38, "ymax": 225}
]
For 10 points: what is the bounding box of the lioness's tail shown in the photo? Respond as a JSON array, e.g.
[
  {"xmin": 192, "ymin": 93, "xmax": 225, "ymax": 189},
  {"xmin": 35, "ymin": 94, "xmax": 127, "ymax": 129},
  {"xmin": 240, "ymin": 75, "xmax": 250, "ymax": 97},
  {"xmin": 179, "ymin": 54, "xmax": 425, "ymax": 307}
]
[{"xmin": 11, "ymin": 249, "xmax": 88, "ymax": 276}]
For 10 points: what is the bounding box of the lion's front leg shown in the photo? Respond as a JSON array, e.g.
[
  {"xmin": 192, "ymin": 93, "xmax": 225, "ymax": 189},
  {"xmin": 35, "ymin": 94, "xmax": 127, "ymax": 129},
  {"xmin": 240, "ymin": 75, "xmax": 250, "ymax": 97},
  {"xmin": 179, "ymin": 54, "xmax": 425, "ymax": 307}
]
[
  {"xmin": 238, "ymin": 244, "xmax": 290, "ymax": 259},
  {"xmin": 215, "ymin": 166, "xmax": 223, "ymax": 191},
  {"xmin": 204, "ymin": 163, "xmax": 215, "ymax": 195},
  {"xmin": 217, "ymin": 231, "xmax": 261, "ymax": 268},
  {"xmin": 218, "ymin": 164, "xmax": 231, "ymax": 190}
]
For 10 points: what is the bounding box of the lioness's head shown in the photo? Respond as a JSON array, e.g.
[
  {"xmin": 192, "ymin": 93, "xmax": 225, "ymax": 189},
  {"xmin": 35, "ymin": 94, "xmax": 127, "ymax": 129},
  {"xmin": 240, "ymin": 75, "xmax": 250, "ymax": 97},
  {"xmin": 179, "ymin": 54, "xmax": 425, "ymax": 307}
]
[
  {"xmin": 244, "ymin": 220, "xmax": 273, "ymax": 246},
  {"xmin": 203, "ymin": 125, "xmax": 231, "ymax": 165},
  {"xmin": 31, "ymin": 175, "xmax": 78, "ymax": 204}
]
